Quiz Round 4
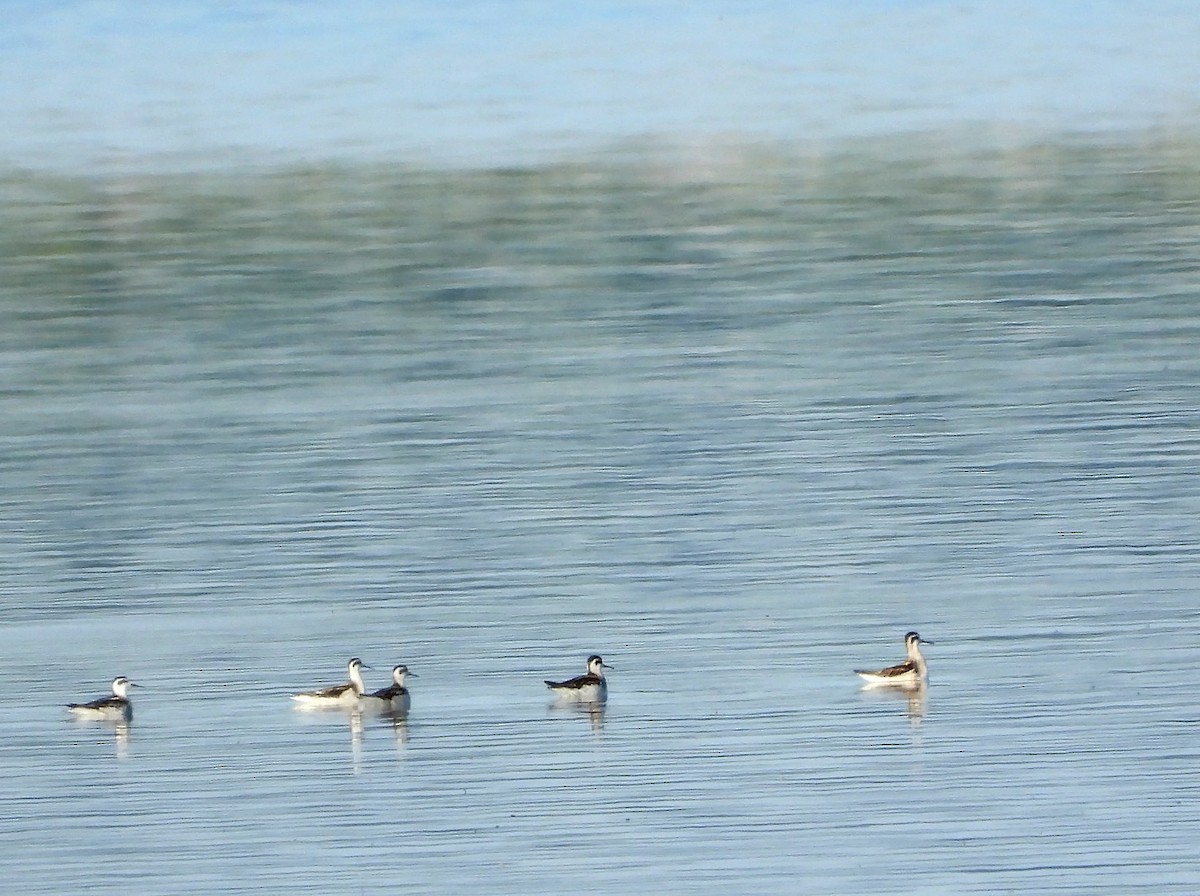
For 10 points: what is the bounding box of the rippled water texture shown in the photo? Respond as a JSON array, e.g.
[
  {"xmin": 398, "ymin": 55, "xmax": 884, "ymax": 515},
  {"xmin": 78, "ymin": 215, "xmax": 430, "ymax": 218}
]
[{"xmin": 2, "ymin": 141, "xmax": 1200, "ymax": 894}]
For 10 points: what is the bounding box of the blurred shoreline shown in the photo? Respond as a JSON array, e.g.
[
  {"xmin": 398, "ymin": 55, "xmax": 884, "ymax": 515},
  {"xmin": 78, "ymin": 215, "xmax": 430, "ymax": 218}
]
[
  {"xmin": 4, "ymin": 129, "xmax": 1197, "ymax": 266},
  {"xmin": 4, "ymin": 124, "xmax": 1200, "ymax": 181},
  {"xmin": 3, "ymin": 129, "xmax": 1197, "ymax": 351}
]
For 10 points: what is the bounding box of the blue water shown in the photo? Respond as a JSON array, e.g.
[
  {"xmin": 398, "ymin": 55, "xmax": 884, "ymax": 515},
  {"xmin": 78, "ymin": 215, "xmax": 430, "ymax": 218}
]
[
  {"xmin": 3, "ymin": 148, "xmax": 1200, "ymax": 893},
  {"xmin": 3, "ymin": 4, "xmax": 1200, "ymax": 894}
]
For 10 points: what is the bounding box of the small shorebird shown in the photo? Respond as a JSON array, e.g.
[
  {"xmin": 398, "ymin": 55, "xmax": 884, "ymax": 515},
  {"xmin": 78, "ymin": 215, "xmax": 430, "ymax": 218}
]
[
  {"xmin": 67, "ymin": 676, "xmax": 139, "ymax": 721},
  {"xmin": 363, "ymin": 664, "xmax": 415, "ymax": 713},
  {"xmin": 291, "ymin": 658, "xmax": 370, "ymax": 707},
  {"xmin": 545, "ymin": 654, "xmax": 612, "ymax": 703},
  {"xmin": 855, "ymin": 632, "xmax": 932, "ymax": 688}
]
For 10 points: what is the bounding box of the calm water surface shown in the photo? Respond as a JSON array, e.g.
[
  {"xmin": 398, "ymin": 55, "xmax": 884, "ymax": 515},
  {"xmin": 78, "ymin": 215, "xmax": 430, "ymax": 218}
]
[{"xmin": 2, "ymin": 143, "xmax": 1200, "ymax": 894}]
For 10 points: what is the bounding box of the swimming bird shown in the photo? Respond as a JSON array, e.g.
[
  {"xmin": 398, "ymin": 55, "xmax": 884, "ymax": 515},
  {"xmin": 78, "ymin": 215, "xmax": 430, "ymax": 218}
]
[
  {"xmin": 363, "ymin": 664, "xmax": 415, "ymax": 713},
  {"xmin": 855, "ymin": 631, "xmax": 932, "ymax": 688},
  {"xmin": 67, "ymin": 676, "xmax": 139, "ymax": 721},
  {"xmin": 545, "ymin": 654, "xmax": 612, "ymax": 703},
  {"xmin": 291, "ymin": 658, "xmax": 370, "ymax": 707}
]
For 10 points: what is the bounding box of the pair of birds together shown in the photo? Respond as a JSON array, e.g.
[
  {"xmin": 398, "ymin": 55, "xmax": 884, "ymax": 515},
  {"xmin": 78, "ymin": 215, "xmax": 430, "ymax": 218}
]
[
  {"xmin": 67, "ymin": 654, "xmax": 613, "ymax": 723},
  {"xmin": 291, "ymin": 661, "xmax": 416, "ymax": 712}
]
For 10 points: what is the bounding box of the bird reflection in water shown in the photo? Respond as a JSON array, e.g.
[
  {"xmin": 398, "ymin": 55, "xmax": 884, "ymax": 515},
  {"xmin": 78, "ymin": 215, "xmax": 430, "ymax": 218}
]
[
  {"xmin": 357, "ymin": 683, "xmax": 411, "ymax": 753},
  {"xmin": 380, "ymin": 711, "xmax": 409, "ymax": 753},
  {"xmin": 70, "ymin": 717, "xmax": 131, "ymax": 759},
  {"xmin": 549, "ymin": 700, "xmax": 606, "ymax": 733},
  {"xmin": 292, "ymin": 702, "xmax": 368, "ymax": 770},
  {"xmin": 349, "ymin": 709, "xmax": 364, "ymax": 772},
  {"xmin": 860, "ymin": 682, "xmax": 927, "ymax": 732},
  {"xmin": 294, "ymin": 701, "xmax": 410, "ymax": 766}
]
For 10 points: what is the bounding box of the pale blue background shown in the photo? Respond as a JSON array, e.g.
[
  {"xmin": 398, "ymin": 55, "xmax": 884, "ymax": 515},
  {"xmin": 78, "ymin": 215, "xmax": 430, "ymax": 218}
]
[{"xmin": 2, "ymin": 0, "xmax": 1198, "ymax": 169}]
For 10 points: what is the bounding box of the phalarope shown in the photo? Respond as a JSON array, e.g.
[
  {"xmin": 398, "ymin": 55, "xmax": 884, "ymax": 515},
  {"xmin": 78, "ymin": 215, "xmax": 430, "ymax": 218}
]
[
  {"xmin": 363, "ymin": 664, "xmax": 415, "ymax": 713},
  {"xmin": 67, "ymin": 676, "xmax": 139, "ymax": 721},
  {"xmin": 855, "ymin": 632, "xmax": 932, "ymax": 688},
  {"xmin": 291, "ymin": 658, "xmax": 370, "ymax": 707},
  {"xmin": 545, "ymin": 654, "xmax": 612, "ymax": 703}
]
